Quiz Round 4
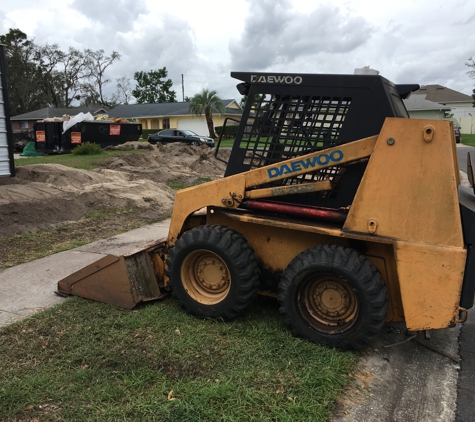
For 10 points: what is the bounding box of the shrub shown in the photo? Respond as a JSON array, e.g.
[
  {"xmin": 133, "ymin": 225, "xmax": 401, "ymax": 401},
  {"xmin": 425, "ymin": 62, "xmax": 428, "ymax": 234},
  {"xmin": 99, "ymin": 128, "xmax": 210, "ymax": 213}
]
[
  {"xmin": 72, "ymin": 142, "xmax": 103, "ymax": 155},
  {"xmin": 215, "ymin": 125, "xmax": 238, "ymax": 138},
  {"xmin": 141, "ymin": 129, "xmax": 160, "ymax": 139}
]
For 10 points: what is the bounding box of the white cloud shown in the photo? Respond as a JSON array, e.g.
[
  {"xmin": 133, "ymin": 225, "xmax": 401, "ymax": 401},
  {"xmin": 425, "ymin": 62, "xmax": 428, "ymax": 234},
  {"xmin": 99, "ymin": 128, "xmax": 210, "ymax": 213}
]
[
  {"xmin": 0, "ymin": 0, "xmax": 474, "ymax": 102},
  {"xmin": 70, "ymin": 0, "xmax": 146, "ymax": 31},
  {"xmin": 229, "ymin": 1, "xmax": 373, "ymax": 70}
]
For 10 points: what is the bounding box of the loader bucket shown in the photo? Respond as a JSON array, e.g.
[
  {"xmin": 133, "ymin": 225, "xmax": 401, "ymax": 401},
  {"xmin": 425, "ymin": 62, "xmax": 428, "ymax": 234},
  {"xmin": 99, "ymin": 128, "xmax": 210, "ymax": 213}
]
[{"xmin": 57, "ymin": 239, "xmax": 168, "ymax": 309}]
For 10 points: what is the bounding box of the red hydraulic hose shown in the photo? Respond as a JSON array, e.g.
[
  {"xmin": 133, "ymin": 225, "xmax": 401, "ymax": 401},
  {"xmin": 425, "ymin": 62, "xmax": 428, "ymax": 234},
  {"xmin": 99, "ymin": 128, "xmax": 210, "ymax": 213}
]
[{"xmin": 242, "ymin": 200, "xmax": 347, "ymax": 223}]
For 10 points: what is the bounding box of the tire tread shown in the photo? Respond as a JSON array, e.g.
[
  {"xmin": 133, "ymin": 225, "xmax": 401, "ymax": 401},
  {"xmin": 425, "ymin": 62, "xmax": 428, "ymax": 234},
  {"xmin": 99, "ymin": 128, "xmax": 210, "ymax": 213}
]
[
  {"xmin": 278, "ymin": 245, "xmax": 388, "ymax": 350},
  {"xmin": 166, "ymin": 225, "xmax": 260, "ymax": 320}
]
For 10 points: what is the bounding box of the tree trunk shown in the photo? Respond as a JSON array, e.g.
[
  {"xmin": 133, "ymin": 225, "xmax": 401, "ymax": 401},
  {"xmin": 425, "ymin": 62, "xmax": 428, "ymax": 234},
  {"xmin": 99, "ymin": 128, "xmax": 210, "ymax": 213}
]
[{"xmin": 205, "ymin": 108, "xmax": 216, "ymax": 138}]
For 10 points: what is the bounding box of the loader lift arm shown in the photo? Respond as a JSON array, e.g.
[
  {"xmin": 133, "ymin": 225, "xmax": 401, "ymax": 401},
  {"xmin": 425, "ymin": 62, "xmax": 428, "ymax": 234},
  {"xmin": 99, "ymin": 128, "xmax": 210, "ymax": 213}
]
[{"xmin": 167, "ymin": 135, "xmax": 377, "ymax": 245}]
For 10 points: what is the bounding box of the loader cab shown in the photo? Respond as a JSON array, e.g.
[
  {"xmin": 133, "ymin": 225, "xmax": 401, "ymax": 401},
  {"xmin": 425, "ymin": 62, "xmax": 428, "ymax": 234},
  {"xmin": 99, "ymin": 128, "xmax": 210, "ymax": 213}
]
[{"xmin": 220, "ymin": 72, "xmax": 418, "ymax": 209}]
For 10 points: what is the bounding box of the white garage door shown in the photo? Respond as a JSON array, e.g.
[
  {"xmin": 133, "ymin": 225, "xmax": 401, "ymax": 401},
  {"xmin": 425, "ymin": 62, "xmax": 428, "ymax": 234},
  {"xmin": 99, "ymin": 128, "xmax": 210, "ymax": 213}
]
[
  {"xmin": 177, "ymin": 118, "xmax": 209, "ymax": 136},
  {"xmin": 0, "ymin": 67, "xmax": 11, "ymax": 177}
]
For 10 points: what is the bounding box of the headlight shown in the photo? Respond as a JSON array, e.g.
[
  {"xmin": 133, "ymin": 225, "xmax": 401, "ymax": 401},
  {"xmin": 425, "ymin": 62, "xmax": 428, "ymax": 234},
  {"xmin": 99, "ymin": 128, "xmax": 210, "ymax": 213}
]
[{"xmin": 199, "ymin": 138, "xmax": 207, "ymax": 142}]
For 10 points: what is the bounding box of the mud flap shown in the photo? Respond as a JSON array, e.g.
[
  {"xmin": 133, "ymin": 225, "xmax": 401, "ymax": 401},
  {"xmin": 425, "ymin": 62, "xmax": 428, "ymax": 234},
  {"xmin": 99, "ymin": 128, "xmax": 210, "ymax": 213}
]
[{"xmin": 56, "ymin": 239, "xmax": 168, "ymax": 309}]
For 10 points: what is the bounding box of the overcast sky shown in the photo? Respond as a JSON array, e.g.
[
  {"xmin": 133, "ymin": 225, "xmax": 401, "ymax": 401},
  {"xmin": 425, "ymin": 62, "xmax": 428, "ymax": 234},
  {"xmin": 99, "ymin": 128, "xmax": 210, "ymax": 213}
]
[{"xmin": 1, "ymin": 0, "xmax": 474, "ymax": 103}]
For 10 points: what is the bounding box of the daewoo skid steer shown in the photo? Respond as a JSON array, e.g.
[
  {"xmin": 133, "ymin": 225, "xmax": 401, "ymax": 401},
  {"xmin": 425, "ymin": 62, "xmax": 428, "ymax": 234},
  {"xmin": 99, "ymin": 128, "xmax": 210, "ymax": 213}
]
[{"xmin": 57, "ymin": 72, "xmax": 475, "ymax": 350}]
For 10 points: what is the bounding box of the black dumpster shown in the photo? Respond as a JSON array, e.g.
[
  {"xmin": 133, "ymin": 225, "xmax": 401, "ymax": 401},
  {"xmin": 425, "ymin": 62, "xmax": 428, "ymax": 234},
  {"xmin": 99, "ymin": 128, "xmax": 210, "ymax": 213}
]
[{"xmin": 34, "ymin": 121, "xmax": 142, "ymax": 154}]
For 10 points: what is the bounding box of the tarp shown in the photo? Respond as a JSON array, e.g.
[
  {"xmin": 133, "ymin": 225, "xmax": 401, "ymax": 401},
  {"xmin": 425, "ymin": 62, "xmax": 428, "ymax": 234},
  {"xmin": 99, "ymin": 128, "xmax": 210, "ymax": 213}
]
[{"xmin": 62, "ymin": 112, "xmax": 94, "ymax": 133}]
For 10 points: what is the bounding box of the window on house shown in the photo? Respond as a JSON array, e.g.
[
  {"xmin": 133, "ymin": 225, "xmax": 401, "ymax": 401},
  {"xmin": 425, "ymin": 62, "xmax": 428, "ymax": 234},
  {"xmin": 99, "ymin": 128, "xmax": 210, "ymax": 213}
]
[
  {"xmin": 20, "ymin": 121, "xmax": 29, "ymax": 129},
  {"xmin": 162, "ymin": 119, "xmax": 170, "ymax": 129}
]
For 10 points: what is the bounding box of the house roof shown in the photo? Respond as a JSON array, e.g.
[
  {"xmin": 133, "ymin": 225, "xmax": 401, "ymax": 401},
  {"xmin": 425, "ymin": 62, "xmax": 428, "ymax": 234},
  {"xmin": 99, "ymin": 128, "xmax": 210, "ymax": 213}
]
[
  {"xmin": 403, "ymin": 95, "xmax": 451, "ymax": 111},
  {"xmin": 107, "ymin": 100, "xmax": 242, "ymax": 119},
  {"xmin": 11, "ymin": 106, "xmax": 108, "ymax": 120},
  {"xmin": 412, "ymin": 85, "xmax": 472, "ymax": 103}
]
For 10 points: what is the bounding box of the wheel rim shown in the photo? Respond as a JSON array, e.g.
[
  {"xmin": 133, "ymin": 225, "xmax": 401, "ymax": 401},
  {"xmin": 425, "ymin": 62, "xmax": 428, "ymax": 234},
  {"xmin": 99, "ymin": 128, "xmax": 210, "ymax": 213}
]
[
  {"xmin": 181, "ymin": 249, "xmax": 231, "ymax": 304},
  {"xmin": 298, "ymin": 273, "xmax": 358, "ymax": 333}
]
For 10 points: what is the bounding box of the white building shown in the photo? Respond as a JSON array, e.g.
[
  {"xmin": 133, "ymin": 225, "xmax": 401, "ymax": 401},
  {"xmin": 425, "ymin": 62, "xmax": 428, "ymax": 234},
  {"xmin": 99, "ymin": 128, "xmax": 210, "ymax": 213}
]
[{"xmin": 411, "ymin": 85, "xmax": 474, "ymax": 134}]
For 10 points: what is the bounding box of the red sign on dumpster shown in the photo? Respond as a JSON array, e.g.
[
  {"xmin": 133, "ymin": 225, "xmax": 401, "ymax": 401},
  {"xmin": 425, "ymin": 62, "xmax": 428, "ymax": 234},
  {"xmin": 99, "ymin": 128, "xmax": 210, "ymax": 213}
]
[
  {"xmin": 71, "ymin": 132, "xmax": 82, "ymax": 144},
  {"xmin": 110, "ymin": 125, "xmax": 121, "ymax": 135},
  {"xmin": 36, "ymin": 131, "xmax": 46, "ymax": 142}
]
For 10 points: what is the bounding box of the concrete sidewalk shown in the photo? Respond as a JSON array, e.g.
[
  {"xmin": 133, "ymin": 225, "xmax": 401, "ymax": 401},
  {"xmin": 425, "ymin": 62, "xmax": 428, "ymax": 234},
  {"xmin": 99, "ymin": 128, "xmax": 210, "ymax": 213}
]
[{"xmin": 0, "ymin": 219, "xmax": 170, "ymax": 327}]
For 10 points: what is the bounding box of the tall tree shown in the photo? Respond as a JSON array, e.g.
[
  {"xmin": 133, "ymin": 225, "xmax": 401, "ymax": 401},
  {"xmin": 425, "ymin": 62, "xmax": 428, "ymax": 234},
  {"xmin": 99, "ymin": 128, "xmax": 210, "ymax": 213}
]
[
  {"xmin": 56, "ymin": 47, "xmax": 91, "ymax": 107},
  {"xmin": 37, "ymin": 43, "xmax": 66, "ymax": 108},
  {"xmin": 114, "ymin": 76, "xmax": 134, "ymax": 104},
  {"xmin": 84, "ymin": 49, "xmax": 121, "ymax": 106},
  {"xmin": 0, "ymin": 29, "xmax": 47, "ymax": 114},
  {"xmin": 132, "ymin": 67, "xmax": 176, "ymax": 103},
  {"xmin": 189, "ymin": 89, "xmax": 226, "ymax": 138},
  {"xmin": 239, "ymin": 93, "xmax": 265, "ymax": 109},
  {"xmin": 79, "ymin": 82, "xmax": 101, "ymax": 107},
  {"xmin": 466, "ymin": 56, "xmax": 475, "ymax": 107},
  {"xmin": 1, "ymin": 28, "xmax": 123, "ymax": 113}
]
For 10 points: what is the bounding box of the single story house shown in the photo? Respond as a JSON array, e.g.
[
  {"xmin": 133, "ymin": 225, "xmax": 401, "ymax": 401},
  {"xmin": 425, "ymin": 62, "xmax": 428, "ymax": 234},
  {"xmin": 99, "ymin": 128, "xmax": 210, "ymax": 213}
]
[
  {"xmin": 403, "ymin": 95, "xmax": 452, "ymax": 120},
  {"xmin": 412, "ymin": 85, "xmax": 473, "ymax": 119},
  {"xmin": 410, "ymin": 85, "xmax": 475, "ymax": 134},
  {"xmin": 10, "ymin": 106, "xmax": 109, "ymax": 133},
  {"xmin": 107, "ymin": 100, "xmax": 243, "ymax": 135}
]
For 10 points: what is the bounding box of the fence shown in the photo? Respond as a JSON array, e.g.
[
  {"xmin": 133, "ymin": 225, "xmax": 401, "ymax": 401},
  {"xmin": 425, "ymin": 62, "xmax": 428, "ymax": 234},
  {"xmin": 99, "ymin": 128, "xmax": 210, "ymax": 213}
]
[{"xmin": 459, "ymin": 116, "xmax": 475, "ymax": 134}]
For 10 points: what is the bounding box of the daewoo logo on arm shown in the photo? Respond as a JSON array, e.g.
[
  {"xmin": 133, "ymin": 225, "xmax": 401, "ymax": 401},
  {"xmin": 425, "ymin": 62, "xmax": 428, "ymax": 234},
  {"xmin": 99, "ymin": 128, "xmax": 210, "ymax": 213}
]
[
  {"xmin": 267, "ymin": 150, "xmax": 344, "ymax": 179},
  {"xmin": 251, "ymin": 75, "xmax": 303, "ymax": 84}
]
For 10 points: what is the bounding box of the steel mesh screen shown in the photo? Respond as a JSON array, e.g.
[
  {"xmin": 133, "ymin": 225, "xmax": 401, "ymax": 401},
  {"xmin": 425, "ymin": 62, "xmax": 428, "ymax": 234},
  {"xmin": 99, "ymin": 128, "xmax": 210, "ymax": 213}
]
[{"xmin": 241, "ymin": 94, "xmax": 352, "ymax": 194}]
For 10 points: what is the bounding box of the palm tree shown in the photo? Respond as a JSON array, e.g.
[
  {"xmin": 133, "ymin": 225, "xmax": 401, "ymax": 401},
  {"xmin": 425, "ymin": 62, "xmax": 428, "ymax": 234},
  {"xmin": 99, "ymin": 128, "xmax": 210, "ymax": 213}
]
[{"xmin": 189, "ymin": 89, "xmax": 226, "ymax": 138}]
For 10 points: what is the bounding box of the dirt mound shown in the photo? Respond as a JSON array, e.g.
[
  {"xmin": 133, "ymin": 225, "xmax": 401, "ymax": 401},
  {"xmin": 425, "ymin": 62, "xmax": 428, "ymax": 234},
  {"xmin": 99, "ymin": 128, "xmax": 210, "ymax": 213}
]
[
  {"xmin": 0, "ymin": 144, "xmax": 231, "ymax": 238},
  {"xmin": 0, "ymin": 181, "xmax": 90, "ymax": 237},
  {"xmin": 101, "ymin": 143, "xmax": 230, "ymax": 185},
  {"xmin": 105, "ymin": 141, "xmax": 154, "ymax": 152}
]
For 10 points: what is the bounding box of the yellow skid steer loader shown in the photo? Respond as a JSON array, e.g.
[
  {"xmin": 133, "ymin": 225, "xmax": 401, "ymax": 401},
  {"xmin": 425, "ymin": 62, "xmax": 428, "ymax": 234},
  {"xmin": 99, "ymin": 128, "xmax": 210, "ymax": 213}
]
[{"xmin": 57, "ymin": 72, "xmax": 475, "ymax": 350}]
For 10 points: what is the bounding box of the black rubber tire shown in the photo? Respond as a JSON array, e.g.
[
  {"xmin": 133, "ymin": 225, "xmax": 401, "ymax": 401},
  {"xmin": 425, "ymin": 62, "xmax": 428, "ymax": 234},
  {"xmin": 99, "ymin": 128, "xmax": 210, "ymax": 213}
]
[
  {"xmin": 166, "ymin": 225, "xmax": 260, "ymax": 320},
  {"xmin": 190, "ymin": 141, "xmax": 199, "ymax": 146},
  {"xmin": 277, "ymin": 245, "xmax": 388, "ymax": 350}
]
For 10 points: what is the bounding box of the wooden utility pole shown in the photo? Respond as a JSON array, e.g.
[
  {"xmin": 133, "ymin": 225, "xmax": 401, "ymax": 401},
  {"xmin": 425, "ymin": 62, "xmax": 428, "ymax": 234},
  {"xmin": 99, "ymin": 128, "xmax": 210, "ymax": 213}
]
[{"xmin": 182, "ymin": 74, "xmax": 185, "ymax": 102}]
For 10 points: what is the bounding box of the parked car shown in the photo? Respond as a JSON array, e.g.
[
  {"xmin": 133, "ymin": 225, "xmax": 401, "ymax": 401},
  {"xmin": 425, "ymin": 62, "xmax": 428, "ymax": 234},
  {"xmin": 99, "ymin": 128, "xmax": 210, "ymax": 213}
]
[
  {"xmin": 147, "ymin": 129, "xmax": 215, "ymax": 147},
  {"xmin": 454, "ymin": 123, "xmax": 462, "ymax": 144}
]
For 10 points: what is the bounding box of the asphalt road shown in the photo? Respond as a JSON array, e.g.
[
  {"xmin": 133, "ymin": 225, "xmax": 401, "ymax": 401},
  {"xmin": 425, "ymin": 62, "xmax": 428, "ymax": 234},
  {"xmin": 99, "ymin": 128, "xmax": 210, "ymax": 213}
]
[
  {"xmin": 455, "ymin": 143, "xmax": 475, "ymax": 422},
  {"xmin": 457, "ymin": 144, "xmax": 475, "ymax": 174},
  {"xmin": 457, "ymin": 308, "xmax": 475, "ymax": 422},
  {"xmin": 332, "ymin": 145, "xmax": 475, "ymax": 422}
]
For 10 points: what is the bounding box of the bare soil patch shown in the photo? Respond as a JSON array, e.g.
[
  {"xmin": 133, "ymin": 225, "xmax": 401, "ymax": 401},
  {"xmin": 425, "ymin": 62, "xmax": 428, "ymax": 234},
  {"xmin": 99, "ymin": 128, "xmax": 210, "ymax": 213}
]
[{"xmin": 0, "ymin": 142, "xmax": 230, "ymax": 266}]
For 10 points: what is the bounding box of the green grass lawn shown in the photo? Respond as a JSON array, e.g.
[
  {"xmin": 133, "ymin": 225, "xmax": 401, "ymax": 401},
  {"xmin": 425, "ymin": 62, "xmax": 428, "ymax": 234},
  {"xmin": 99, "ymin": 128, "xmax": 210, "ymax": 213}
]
[
  {"xmin": 0, "ymin": 207, "xmax": 163, "ymax": 269},
  {"xmin": 4, "ymin": 139, "xmax": 359, "ymax": 421},
  {"xmin": 218, "ymin": 139, "xmax": 235, "ymax": 148},
  {"xmin": 462, "ymin": 134, "xmax": 475, "ymax": 147},
  {"xmin": 0, "ymin": 297, "xmax": 357, "ymax": 422}
]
